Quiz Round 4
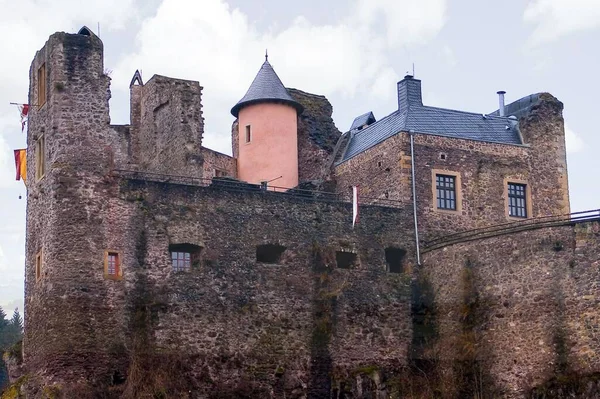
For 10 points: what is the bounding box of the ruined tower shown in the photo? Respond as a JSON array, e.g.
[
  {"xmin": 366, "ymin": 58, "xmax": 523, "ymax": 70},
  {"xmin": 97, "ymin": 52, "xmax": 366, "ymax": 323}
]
[
  {"xmin": 231, "ymin": 55, "xmax": 303, "ymax": 188},
  {"xmin": 24, "ymin": 27, "xmax": 125, "ymax": 390}
]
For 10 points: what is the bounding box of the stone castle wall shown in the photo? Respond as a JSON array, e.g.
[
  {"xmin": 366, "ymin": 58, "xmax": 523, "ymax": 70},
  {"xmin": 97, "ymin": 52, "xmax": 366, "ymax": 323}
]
[
  {"xmin": 22, "ymin": 176, "xmax": 417, "ymax": 396},
  {"xmin": 200, "ymin": 147, "xmax": 237, "ymax": 178},
  {"xmin": 422, "ymin": 221, "xmax": 600, "ymax": 398},
  {"xmin": 133, "ymin": 75, "xmax": 205, "ymax": 177}
]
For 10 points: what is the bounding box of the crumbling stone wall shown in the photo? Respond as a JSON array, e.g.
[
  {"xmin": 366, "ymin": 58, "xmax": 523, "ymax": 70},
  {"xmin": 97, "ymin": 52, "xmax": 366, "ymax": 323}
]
[
  {"xmin": 422, "ymin": 221, "xmax": 600, "ymax": 398},
  {"xmin": 288, "ymin": 88, "xmax": 341, "ymax": 182},
  {"xmin": 112, "ymin": 180, "xmax": 414, "ymax": 397},
  {"xmin": 24, "ymin": 30, "xmax": 127, "ymax": 395},
  {"xmin": 200, "ymin": 147, "xmax": 236, "ymax": 178},
  {"xmin": 133, "ymin": 75, "xmax": 204, "ymax": 177}
]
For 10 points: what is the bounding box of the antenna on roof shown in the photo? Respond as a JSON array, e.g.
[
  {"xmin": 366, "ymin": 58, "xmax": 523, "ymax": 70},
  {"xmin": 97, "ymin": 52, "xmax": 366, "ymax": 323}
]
[
  {"xmin": 97, "ymin": 22, "xmax": 100, "ymax": 38},
  {"xmin": 265, "ymin": 49, "xmax": 268, "ymax": 62},
  {"xmin": 412, "ymin": 62, "xmax": 415, "ymax": 77}
]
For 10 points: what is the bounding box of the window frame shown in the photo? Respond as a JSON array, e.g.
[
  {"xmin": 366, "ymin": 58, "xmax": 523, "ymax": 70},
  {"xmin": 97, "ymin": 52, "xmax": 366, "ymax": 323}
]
[
  {"xmin": 171, "ymin": 251, "xmax": 192, "ymax": 272},
  {"xmin": 245, "ymin": 124, "xmax": 252, "ymax": 143},
  {"xmin": 38, "ymin": 63, "xmax": 47, "ymax": 108},
  {"xmin": 35, "ymin": 249, "xmax": 43, "ymax": 282},
  {"xmin": 104, "ymin": 250, "xmax": 123, "ymax": 280},
  {"xmin": 35, "ymin": 135, "xmax": 46, "ymax": 181},
  {"xmin": 504, "ymin": 178, "xmax": 532, "ymax": 220},
  {"xmin": 431, "ymin": 169, "xmax": 462, "ymax": 214}
]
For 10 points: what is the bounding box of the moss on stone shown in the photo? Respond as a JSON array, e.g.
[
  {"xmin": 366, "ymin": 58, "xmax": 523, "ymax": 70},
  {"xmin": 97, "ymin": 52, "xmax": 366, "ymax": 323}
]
[{"xmin": 0, "ymin": 375, "xmax": 28, "ymax": 399}]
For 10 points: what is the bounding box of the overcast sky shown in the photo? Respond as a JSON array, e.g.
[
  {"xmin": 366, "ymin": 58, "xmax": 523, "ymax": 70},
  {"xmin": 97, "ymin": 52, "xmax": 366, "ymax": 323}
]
[{"xmin": 0, "ymin": 0, "xmax": 599, "ymax": 314}]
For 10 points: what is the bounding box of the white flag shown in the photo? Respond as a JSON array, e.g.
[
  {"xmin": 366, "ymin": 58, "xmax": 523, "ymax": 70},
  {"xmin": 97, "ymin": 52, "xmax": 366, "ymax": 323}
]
[{"xmin": 352, "ymin": 186, "xmax": 359, "ymax": 228}]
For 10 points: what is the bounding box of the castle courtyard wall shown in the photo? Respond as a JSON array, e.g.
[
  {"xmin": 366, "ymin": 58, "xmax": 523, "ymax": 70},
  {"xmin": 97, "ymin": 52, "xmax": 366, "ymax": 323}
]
[{"xmin": 422, "ymin": 220, "xmax": 600, "ymax": 398}]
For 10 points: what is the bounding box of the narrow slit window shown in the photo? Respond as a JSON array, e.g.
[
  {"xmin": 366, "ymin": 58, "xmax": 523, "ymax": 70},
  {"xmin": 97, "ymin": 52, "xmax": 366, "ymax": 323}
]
[
  {"xmin": 245, "ymin": 125, "xmax": 251, "ymax": 143},
  {"xmin": 35, "ymin": 250, "xmax": 43, "ymax": 282},
  {"xmin": 38, "ymin": 63, "xmax": 47, "ymax": 107},
  {"xmin": 35, "ymin": 135, "xmax": 45, "ymax": 180},
  {"xmin": 436, "ymin": 174, "xmax": 456, "ymax": 210},
  {"xmin": 508, "ymin": 183, "xmax": 527, "ymax": 218}
]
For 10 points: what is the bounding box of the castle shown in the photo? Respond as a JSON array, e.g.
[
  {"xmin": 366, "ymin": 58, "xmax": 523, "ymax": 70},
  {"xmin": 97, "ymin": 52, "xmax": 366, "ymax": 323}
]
[{"xmin": 9, "ymin": 27, "xmax": 600, "ymax": 398}]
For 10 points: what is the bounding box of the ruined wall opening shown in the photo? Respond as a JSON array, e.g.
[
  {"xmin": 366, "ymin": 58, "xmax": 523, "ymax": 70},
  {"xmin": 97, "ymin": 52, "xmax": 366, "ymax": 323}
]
[
  {"xmin": 335, "ymin": 251, "xmax": 357, "ymax": 269},
  {"xmin": 256, "ymin": 244, "xmax": 286, "ymax": 264},
  {"xmin": 385, "ymin": 247, "xmax": 406, "ymax": 273}
]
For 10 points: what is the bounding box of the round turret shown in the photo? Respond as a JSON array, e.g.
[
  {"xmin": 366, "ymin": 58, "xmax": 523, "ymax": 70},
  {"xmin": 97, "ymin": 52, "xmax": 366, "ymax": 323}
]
[{"xmin": 231, "ymin": 57, "xmax": 303, "ymax": 189}]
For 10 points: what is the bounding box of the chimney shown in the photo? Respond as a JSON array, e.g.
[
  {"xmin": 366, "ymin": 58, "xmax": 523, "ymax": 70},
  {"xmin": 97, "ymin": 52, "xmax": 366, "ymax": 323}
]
[
  {"xmin": 497, "ymin": 90, "xmax": 506, "ymax": 117},
  {"xmin": 397, "ymin": 75, "xmax": 422, "ymax": 114}
]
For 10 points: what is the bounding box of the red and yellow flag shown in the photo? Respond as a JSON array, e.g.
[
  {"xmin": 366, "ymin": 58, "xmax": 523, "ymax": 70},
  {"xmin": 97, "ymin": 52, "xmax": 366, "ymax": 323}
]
[{"xmin": 14, "ymin": 149, "xmax": 26, "ymax": 182}]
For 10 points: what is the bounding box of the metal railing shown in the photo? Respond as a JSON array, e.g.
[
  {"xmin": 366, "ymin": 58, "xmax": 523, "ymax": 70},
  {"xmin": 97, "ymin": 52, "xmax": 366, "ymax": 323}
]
[
  {"xmin": 422, "ymin": 209, "xmax": 600, "ymax": 251},
  {"xmin": 112, "ymin": 169, "xmax": 407, "ymax": 208}
]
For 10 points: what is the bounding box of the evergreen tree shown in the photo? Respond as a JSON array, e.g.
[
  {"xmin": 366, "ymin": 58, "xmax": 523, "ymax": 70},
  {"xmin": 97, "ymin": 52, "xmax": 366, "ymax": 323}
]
[
  {"xmin": 9, "ymin": 309, "xmax": 22, "ymax": 336},
  {"xmin": 0, "ymin": 306, "xmax": 7, "ymax": 329}
]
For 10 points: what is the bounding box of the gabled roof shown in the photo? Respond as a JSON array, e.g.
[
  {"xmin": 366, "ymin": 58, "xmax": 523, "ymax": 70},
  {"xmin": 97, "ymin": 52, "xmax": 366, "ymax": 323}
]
[
  {"xmin": 350, "ymin": 111, "xmax": 376, "ymax": 131},
  {"xmin": 231, "ymin": 59, "xmax": 303, "ymax": 117},
  {"xmin": 340, "ymin": 105, "xmax": 522, "ymax": 163}
]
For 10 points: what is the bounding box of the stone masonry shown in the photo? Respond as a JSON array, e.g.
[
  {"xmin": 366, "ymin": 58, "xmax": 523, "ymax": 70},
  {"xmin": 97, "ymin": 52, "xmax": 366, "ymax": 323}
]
[{"xmin": 9, "ymin": 27, "xmax": 600, "ymax": 399}]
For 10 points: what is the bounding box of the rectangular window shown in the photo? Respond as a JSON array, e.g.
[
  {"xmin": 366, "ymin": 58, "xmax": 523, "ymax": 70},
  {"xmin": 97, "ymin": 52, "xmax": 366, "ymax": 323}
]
[
  {"xmin": 245, "ymin": 125, "xmax": 251, "ymax": 143},
  {"xmin": 107, "ymin": 252, "xmax": 119, "ymax": 275},
  {"xmin": 436, "ymin": 174, "xmax": 456, "ymax": 210},
  {"xmin": 35, "ymin": 250, "xmax": 43, "ymax": 282},
  {"xmin": 508, "ymin": 182, "xmax": 527, "ymax": 218},
  {"xmin": 35, "ymin": 135, "xmax": 45, "ymax": 180},
  {"xmin": 171, "ymin": 251, "xmax": 191, "ymax": 272},
  {"xmin": 38, "ymin": 63, "xmax": 47, "ymax": 107},
  {"xmin": 104, "ymin": 251, "xmax": 122, "ymax": 280}
]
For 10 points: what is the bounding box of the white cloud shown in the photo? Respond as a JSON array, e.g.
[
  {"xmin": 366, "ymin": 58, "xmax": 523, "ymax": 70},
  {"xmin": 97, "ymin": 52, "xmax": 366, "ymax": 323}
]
[
  {"xmin": 565, "ymin": 124, "xmax": 584, "ymax": 153},
  {"xmin": 442, "ymin": 45, "xmax": 457, "ymax": 68},
  {"xmin": 113, "ymin": 0, "xmax": 447, "ymax": 153},
  {"xmin": 524, "ymin": 0, "xmax": 600, "ymax": 45}
]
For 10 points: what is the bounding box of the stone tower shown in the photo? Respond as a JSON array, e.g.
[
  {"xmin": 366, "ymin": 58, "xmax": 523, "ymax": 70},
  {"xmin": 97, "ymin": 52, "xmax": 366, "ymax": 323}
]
[
  {"xmin": 231, "ymin": 55, "xmax": 303, "ymax": 188},
  {"xmin": 24, "ymin": 27, "xmax": 125, "ymax": 390}
]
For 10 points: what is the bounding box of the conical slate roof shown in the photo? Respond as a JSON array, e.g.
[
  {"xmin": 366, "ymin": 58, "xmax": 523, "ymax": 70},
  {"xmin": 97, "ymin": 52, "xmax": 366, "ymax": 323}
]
[{"xmin": 231, "ymin": 59, "xmax": 303, "ymax": 117}]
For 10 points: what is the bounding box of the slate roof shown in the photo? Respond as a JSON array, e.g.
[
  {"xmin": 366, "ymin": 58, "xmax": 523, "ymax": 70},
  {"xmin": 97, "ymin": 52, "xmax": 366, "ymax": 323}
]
[
  {"xmin": 349, "ymin": 111, "xmax": 376, "ymax": 131},
  {"xmin": 231, "ymin": 59, "xmax": 303, "ymax": 117},
  {"xmin": 339, "ymin": 91, "xmax": 523, "ymax": 163}
]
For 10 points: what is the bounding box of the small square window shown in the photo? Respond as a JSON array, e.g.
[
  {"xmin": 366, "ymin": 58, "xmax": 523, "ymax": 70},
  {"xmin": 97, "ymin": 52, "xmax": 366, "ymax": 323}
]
[
  {"xmin": 245, "ymin": 125, "xmax": 251, "ymax": 143},
  {"xmin": 169, "ymin": 243, "xmax": 201, "ymax": 272},
  {"xmin": 171, "ymin": 251, "xmax": 191, "ymax": 272},
  {"xmin": 35, "ymin": 250, "xmax": 43, "ymax": 282},
  {"xmin": 436, "ymin": 174, "xmax": 456, "ymax": 210},
  {"xmin": 336, "ymin": 251, "xmax": 358, "ymax": 269},
  {"xmin": 104, "ymin": 251, "xmax": 122, "ymax": 280},
  {"xmin": 508, "ymin": 182, "xmax": 527, "ymax": 218},
  {"xmin": 38, "ymin": 63, "xmax": 47, "ymax": 107}
]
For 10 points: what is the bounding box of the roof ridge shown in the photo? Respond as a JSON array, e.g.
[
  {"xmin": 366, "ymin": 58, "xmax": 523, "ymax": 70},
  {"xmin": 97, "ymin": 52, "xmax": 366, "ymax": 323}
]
[{"xmin": 417, "ymin": 104, "xmax": 512, "ymax": 120}]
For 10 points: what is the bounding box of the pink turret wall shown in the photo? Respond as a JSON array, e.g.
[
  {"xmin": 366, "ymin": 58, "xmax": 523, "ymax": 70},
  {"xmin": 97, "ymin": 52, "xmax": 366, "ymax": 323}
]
[{"xmin": 237, "ymin": 103, "xmax": 298, "ymax": 188}]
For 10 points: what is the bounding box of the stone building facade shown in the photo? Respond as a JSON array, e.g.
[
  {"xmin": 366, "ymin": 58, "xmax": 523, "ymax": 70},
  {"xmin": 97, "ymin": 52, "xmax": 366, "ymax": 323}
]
[{"xmin": 8, "ymin": 27, "xmax": 600, "ymax": 398}]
